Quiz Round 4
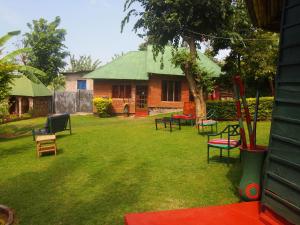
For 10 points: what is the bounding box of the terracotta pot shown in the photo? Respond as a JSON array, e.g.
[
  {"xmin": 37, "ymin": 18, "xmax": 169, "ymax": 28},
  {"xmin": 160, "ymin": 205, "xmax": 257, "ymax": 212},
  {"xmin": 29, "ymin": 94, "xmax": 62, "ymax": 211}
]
[{"xmin": 0, "ymin": 205, "xmax": 14, "ymax": 225}]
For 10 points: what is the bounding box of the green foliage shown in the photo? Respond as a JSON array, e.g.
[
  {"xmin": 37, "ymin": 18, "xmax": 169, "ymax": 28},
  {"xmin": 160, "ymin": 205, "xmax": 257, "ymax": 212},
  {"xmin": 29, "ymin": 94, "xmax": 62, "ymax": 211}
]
[
  {"xmin": 122, "ymin": 0, "xmax": 234, "ymax": 116},
  {"xmin": 211, "ymin": 0, "xmax": 279, "ymax": 92},
  {"xmin": 67, "ymin": 55, "xmax": 101, "ymax": 72},
  {"xmin": 0, "ymin": 31, "xmax": 46, "ymax": 103},
  {"xmin": 0, "ymin": 99, "xmax": 9, "ymax": 123},
  {"xmin": 171, "ymin": 49, "xmax": 215, "ymax": 93},
  {"xmin": 93, "ymin": 97, "xmax": 112, "ymax": 117},
  {"xmin": 47, "ymin": 74, "xmax": 66, "ymax": 91},
  {"xmin": 207, "ymin": 97, "xmax": 274, "ymax": 120},
  {"xmin": 24, "ymin": 16, "xmax": 68, "ymax": 86}
]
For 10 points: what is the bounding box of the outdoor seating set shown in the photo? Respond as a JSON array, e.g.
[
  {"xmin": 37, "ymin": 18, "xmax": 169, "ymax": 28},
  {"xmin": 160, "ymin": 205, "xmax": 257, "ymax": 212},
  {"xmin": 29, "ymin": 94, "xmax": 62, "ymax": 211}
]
[
  {"xmin": 32, "ymin": 113, "xmax": 72, "ymax": 157},
  {"xmin": 155, "ymin": 106, "xmax": 241, "ymax": 165}
]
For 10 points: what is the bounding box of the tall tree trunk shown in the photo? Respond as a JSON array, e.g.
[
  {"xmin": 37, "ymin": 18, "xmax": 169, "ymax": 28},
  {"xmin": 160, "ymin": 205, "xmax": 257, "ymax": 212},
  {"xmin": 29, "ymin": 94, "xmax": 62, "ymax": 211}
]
[{"xmin": 184, "ymin": 37, "xmax": 207, "ymax": 120}]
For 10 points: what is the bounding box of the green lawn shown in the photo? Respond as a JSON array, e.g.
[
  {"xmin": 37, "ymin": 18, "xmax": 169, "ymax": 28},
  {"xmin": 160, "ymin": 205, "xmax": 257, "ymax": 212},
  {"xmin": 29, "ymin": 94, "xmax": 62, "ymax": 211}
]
[{"xmin": 0, "ymin": 115, "xmax": 271, "ymax": 225}]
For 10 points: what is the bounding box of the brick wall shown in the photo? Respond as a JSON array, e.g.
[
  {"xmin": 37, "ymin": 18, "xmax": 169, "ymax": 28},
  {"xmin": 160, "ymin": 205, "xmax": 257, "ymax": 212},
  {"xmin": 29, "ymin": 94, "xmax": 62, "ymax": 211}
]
[
  {"xmin": 93, "ymin": 80, "xmax": 137, "ymax": 114},
  {"xmin": 93, "ymin": 75, "xmax": 190, "ymax": 115},
  {"xmin": 148, "ymin": 74, "xmax": 189, "ymax": 109},
  {"xmin": 33, "ymin": 96, "xmax": 52, "ymax": 116}
]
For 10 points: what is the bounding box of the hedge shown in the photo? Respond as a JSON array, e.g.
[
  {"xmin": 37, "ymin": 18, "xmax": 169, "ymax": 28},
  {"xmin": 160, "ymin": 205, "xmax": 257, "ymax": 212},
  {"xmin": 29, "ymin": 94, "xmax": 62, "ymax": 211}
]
[
  {"xmin": 207, "ymin": 97, "xmax": 274, "ymax": 121},
  {"xmin": 93, "ymin": 97, "xmax": 113, "ymax": 117}
]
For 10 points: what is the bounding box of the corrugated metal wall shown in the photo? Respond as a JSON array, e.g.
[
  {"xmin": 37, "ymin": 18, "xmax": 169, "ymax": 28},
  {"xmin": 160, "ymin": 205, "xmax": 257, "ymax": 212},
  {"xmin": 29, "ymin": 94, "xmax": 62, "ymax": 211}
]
[{"xmin": 261, "ymin": 0, "xmax": 300, "ymax": 224}]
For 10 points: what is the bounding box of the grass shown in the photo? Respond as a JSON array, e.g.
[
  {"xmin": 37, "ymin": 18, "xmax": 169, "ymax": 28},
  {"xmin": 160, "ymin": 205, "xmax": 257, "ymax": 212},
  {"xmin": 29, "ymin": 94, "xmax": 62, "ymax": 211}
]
[{"xmin": 0, "ymin": 115, "xmax": 271, "ymax": 225}]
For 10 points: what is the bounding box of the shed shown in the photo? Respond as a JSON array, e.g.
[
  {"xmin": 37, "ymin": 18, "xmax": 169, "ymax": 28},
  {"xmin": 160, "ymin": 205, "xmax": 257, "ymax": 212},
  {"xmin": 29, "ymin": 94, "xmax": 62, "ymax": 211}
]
[{"xmin": 9, "ymin": 75, "xmax": 52, "ymax": 116}]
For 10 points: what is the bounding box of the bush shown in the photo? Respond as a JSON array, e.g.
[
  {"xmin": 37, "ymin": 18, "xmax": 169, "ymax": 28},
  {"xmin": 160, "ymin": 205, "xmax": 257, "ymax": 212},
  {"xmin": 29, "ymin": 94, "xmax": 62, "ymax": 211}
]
[
  {"xmin": 0, "ymin": 100, "xmax": 9, "ymax": 124},
  {"xmin": 207, "ymin": 97, "xmax": 274, "ymax": 121},
  {"xmin": 93, "ymin": 97, "xmax": 112, "ymax": 117}
]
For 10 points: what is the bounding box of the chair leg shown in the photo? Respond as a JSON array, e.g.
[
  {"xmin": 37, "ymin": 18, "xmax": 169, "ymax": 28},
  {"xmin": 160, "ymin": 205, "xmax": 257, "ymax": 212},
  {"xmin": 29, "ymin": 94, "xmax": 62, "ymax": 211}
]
[
  {"xmin": 207, "ymin": 146, "xmax": 210, "ymax": 163},
  {"xmin": 220, "ymin": 148, "xmax": 222, "ymax": 158},
  {"xmin": 227, "ymin": 150, "xmax": 230, "ymax": 166},
  {"xmin": 198, "ymin": 124, "xmax": 200, "ymax": 134}
]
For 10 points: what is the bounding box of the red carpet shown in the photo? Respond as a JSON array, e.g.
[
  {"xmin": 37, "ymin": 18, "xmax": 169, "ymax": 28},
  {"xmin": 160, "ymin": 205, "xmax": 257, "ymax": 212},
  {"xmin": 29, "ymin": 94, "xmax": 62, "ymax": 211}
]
[{"xmin": 125, "ymin": 201, "xmax": 291, "ymax": 225}]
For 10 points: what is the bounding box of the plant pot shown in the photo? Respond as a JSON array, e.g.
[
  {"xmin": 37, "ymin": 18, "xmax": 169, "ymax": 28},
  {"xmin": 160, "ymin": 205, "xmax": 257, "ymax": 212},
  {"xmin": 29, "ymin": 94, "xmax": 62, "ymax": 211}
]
[
  {"xmin": 0, "ymin": 205, "xmax": 14, "ymax": 225},
  {"xmin": 238, "ymin": 145, "xmax": 268, "ymax": 201}
]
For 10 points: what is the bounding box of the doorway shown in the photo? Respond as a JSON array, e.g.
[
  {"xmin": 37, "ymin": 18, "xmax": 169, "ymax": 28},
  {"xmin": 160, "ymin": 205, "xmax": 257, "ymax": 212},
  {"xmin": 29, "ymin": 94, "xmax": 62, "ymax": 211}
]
[{"xmin": 135, "ymin": 86, "xmax": 148, "ymax": 112}]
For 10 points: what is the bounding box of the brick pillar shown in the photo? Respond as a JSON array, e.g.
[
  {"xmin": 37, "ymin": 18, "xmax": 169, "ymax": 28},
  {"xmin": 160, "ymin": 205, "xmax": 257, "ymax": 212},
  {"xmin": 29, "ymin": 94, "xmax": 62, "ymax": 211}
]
[{"xmin": 17, "ymin": 97, "xmax": 22, "ymax": 117}]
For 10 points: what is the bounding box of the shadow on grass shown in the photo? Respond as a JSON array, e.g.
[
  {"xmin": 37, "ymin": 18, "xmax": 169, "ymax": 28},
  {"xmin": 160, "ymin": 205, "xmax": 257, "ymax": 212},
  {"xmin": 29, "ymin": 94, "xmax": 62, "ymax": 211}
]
[
  {"xmin": 0, "ymin": 155, "xmax": 149, "ymax": 225},
  {"xmin": 208, "ymin": 154, "xmax": 243, "ymax": 200}
]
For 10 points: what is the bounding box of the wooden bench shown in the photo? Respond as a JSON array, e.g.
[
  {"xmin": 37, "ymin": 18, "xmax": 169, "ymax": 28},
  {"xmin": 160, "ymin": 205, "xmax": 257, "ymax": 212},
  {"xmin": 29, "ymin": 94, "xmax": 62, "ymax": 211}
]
[{"xmin": 35, "ymin": 135, "xmax": 57, "ymax": 157}]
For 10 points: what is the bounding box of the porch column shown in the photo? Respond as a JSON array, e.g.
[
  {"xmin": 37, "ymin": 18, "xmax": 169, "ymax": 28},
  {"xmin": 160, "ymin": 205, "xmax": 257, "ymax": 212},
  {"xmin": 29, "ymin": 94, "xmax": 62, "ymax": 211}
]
[
  {"xmin": 18, "ymin": 97, "xmax": 22, "ymax": 117},
  {"xmin": 29, "ymin": 97, "xmax": 34, "ymax": 110}
]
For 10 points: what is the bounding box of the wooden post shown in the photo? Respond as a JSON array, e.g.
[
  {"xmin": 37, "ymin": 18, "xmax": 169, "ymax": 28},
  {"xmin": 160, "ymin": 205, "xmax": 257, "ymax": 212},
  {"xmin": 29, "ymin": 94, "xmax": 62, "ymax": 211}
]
[{"xmin": 18, "ymin": 97, "xmax": 22, "ymax": 117}]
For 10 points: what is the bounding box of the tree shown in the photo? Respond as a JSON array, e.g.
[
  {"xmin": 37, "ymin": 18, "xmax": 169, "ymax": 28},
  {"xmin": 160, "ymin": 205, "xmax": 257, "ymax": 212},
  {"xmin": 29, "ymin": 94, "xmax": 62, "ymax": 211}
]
[
  {"xmin": 67, "ymin": 54, "xmax": 101, "ymax": 72},
  {"xmin": 24, "ymin": 16, "xmax": 68, "ymax": 86},
  {"xmin": 122, "ymin": 0, "xmax": 233, "ymax": 118},
  {"xmin": 47, "ymin": 74, "xmax": 66, "ymax": 91},
  {"xmin": 0, "ymin": 30, "xmax": 46, "ymax": 121},
  {"xmin": 211, "ymin": 0, "xmax": 279, "ymax": 96},
  {"xmin": 111, "ymin": 52, "xmax": 125, "ymax": 61},
  {"xmin": 0, "ymin": 31, "xmax": 46, "ymax": 103}
]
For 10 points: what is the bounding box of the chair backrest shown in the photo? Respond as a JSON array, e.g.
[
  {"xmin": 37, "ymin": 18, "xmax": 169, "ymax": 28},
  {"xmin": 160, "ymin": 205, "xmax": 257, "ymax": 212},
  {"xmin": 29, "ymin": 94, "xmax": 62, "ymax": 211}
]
[
  {"xmin": 48, "ymin": 114, "xmax": 70, "ymax": 133},
  {"xmin": 228, "ymin": 124, "xmax": 240, "ymax": 137},
  {"xmin": 207, "ymin": 109, "xmax": 216, "ymax": 119}
]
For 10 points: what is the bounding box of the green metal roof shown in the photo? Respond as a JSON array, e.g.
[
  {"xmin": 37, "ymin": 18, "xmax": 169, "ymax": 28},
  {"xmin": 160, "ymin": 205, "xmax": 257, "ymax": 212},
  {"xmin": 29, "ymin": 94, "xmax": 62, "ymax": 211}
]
[
  {"xmin": 84, "ymin": 45, "xmax": 221, "ymax": 80},
  {"xmin": 9, "ymin": 75, "xmax": 52, "ymax": 97},
  {"xmin": 85, "ymin": 51, "xmax": 148, "ymax": 80},
  {"xmin": 146, "ymin": 46, "xmax": 221, "ymax": 77}
]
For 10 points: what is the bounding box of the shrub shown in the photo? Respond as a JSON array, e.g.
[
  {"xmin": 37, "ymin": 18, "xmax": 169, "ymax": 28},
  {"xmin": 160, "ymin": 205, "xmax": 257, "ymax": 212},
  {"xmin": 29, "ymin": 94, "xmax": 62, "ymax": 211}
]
[
  {"xmin": 0, "ymin": 100, "xmax": 9, "ymax": 124},
  {"xmin": 93, "ymin": 97, "xmax": 112, "ymax": 117},
  {"xmin": 207, "ymin": 97, "xmax": 274, "ymax": 121}
]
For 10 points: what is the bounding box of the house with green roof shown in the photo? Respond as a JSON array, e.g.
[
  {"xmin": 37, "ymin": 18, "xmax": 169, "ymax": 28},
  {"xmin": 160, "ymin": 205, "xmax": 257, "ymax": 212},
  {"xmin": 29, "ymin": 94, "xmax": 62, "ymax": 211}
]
[
  {"xmin": 8, "ymin": 75, "xmax": 52, "ymax": 116},
  {"xmin": 84, "ymin": 46, "xmax": 221, "ymax": 115}
]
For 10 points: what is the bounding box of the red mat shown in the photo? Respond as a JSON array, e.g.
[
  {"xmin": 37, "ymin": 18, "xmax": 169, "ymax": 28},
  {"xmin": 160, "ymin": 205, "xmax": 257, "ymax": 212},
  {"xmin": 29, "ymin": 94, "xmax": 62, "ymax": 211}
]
[{"xmin": 125, "ymin": 201, "xmax": 289, "ymax": 225}]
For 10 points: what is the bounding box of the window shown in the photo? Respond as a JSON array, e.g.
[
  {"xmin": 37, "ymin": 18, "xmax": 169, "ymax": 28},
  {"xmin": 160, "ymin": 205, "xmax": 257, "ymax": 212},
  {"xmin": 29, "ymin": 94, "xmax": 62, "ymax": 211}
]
[
  {"xmin": 161, "ymin": 80, "xmax": 181, "ymax": 101},
  {"xmin": 112, "ymin": 85, "xmax": 131, "ymax": 98},
  {"xmin": 77, "ymin": 80, "xmax": 87, "ymax": 90}
]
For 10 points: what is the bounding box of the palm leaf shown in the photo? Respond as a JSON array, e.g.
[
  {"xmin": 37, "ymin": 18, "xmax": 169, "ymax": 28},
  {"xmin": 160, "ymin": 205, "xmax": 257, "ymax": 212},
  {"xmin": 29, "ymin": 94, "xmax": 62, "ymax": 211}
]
[
  {"xmin": 0, "ymin": 48, "xmax": 31, "ymax": 63},
  {"xmin": 0, "ymin": 30, "xmax": 21, "ymax": 47}
]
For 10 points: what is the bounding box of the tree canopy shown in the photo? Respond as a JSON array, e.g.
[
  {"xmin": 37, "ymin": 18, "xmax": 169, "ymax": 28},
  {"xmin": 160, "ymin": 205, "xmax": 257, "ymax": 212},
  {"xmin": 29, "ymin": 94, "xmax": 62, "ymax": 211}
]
[
  {"xmin": 0, "ymin": 31, "xmax": 46, "ymax": 103},
  {"xmin": 24, "ymin": 16, "xmax": 68, "ymax": 86},
  {"xmin": 122, "ymin": 0, "xmax": 234, "ymax": 117},
  {"xmin": 67, "ymin": 55, "xmax": 101, "ymax": 72},
  {"xmin": 211, "ymin": 0, "xmax": 279, "ymax": 95}
]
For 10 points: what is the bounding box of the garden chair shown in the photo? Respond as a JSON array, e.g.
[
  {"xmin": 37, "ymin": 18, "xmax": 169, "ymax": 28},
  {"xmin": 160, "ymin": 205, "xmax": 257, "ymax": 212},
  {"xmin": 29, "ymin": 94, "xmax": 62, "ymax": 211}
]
[
  {"xmin": 197, "ymin": 109, "xmax": 217, "ymax": 134},
  {"xmin": 207, "ymin": 124, "xmax": 241, "ymax": 165},
  {"xmin": 32, "ymin": 113, "xmax": 72, "ymax": 140}
]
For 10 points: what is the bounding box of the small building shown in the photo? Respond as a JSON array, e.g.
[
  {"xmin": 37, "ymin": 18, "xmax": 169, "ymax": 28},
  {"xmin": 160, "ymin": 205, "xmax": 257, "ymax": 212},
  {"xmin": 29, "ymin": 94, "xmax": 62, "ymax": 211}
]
[
  {"xmin": 62, "ymin": 71, "xmax": 94, "ymax": 92},
  {"xmin": 84, "ymin": 46, "xmax": 221, "ymax": 116},
  {"xmin": 8, "ymin": 75, "xmax": 52, "ymax": 116}
]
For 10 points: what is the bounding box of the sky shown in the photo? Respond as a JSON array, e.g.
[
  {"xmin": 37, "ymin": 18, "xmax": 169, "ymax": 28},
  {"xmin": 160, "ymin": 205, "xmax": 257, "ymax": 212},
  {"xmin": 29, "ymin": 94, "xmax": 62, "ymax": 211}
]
[{"xmin": 0, "ymin": 0, "xmax": 229, "ymax": 66}]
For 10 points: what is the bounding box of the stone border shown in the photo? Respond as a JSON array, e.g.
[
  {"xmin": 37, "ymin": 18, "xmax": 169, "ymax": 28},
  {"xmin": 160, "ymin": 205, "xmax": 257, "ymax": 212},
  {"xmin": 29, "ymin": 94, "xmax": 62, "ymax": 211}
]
[{"xmin": 0, "ymin": 205, "xmax": 14, "ymax": 225}]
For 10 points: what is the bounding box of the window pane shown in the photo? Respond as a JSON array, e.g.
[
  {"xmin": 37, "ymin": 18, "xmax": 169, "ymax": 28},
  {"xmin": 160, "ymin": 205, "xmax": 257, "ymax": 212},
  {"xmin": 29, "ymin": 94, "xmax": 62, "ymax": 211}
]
[
  {"xmin": 174, "ymin": 81, "xmax": 181, "ymax": 101},
  {"xmin": 162, "ymin": 80, "xmax": 168, "ymax": 101},
  {"xmin": 77, "ymin": 80, "xmax": 87, "ymax": 90},
  {"xmin": 168, "ymin": 81, "xmax": 174, "ymax": 101},
  {"xmin": 112, "ymin": 85, "xmax": 119, "ymax": 98},
  {"xmin": 119, "ymin": 85, "xmax": 125, "ymax": 98},
  {"xmin": 125, "ymin": 85, "xmax": 131, "ymax": 98}
]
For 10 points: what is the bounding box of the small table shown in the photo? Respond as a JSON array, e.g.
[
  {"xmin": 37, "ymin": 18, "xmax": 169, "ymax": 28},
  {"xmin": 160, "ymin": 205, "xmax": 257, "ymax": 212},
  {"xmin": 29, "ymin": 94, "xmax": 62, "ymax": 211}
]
[
  {"xmin": 155, "ymin": 117, "xmax": 181, "ymax": 132},
  {"xmin": 35, "ymin": 135, "xmax": 57, "ymax": 157}
]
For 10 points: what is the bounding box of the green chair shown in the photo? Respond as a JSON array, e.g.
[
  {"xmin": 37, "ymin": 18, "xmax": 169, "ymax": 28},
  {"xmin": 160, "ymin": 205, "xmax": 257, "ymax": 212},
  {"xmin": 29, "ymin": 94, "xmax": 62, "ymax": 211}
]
[
  {"xmin": 197, "ymin": 109, "xmax": 218, "ymax": 134},
  {"xmin": 207, "ymin": 124, "xmax": 240, "ymax": 165},
  {"xmin": 32, "ymin": 113, "xmax": 72, "ymax": 140}
]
